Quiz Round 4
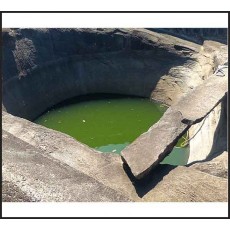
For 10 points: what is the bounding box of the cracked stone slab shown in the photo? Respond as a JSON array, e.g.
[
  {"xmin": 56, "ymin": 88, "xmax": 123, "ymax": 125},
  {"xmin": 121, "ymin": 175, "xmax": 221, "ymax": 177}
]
[
  {"xmin": 121, "ymin": 108, "xmax": 189, "ymax": 179},
  {"xmin": 121, "ymin": 74, "xmax": 228, "ymax": 179}
]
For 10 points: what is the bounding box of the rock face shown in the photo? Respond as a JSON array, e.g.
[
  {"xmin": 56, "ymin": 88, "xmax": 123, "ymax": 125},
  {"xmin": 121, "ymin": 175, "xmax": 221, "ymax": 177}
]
[
  {"xmin": 187, "ymin": 97, "xmax": 227, "ymax": 163},
  {"xmin": 3, "ymin": 28, "xmax": 203, "ymax": 120},
  {"xmin": 2, "ymin": 111, "xmax": 139, "ymax": 201}
]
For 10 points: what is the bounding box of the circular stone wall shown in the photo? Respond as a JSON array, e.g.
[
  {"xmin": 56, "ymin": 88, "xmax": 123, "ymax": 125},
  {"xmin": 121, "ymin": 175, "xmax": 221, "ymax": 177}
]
[{"xmin": 3, "ymin": 28, "xmax": 206, "ymax": 120}]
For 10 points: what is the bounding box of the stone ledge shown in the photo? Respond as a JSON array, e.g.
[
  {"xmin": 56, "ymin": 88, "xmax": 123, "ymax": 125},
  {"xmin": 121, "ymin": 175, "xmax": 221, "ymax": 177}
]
[{"xmin": 2, "ymin": 130, "xmax": 131, "ymax": 202}]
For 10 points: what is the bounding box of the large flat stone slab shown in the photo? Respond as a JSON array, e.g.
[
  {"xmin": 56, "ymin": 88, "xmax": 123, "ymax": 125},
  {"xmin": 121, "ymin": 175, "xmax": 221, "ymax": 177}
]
[
  {"xmin": 121, "ymin": 73, "xmax": 228, "ymax": 179},
  {"xmin": 121, "ymin": 109, "xmax": 188, "ymax": 179},
  {"xmin": 2, "ymin": 130, "xmax": 131, "ymax": 202}
]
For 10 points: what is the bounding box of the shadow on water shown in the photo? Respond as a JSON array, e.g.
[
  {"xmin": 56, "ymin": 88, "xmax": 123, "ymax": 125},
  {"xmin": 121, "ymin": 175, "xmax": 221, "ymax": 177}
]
[{"xmin": 123, "ymin": 163, "xmax": 176, "ymax": 198}]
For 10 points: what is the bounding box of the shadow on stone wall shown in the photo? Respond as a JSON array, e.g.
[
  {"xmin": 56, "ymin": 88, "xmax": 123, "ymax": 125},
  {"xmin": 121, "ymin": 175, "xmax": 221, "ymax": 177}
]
[
  {"xmin": 187, "ymin": 93, "xmax": 227, "ymax": 166},
  {"xmin": 3, "ymin": 50, "xmax": 189, "ymax": 121}
]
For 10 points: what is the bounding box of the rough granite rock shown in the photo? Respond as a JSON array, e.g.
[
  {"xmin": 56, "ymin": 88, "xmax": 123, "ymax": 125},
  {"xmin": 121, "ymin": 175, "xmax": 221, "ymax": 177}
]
[
  {"xmin": 2, "ymin": 28, "xmax": 204, "ymax": 120},
  {"xmin": 2, "ymin": 181, "xmax": 32, "ymax": 202},
  {"xmin": 187, "ymin": 97, "xmax": 227, "ymax": 163},
  {"xmin": 189, "ymin": 151, "xmax": 228, "ymax": 178},
  {"xmin": 151, "ymin": 41, "xmax": 228, "ymax": 107},
  {"xmin": 150, "ymin": 28, "xmax": 227, "ymax": 45},
  {"xmin": 2, "ymin": 130, "xmax": 131, "ymax": 202},
  {"xmin": 142, "ymin": 165, "xmax": 227, "ymax": 202}
]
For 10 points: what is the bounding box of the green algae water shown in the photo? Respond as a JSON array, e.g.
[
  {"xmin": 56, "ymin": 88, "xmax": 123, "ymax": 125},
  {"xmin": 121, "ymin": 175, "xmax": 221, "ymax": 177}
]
[{"xmin": 35, "ymin": 94, "xmax": 189, "ymax": 165}]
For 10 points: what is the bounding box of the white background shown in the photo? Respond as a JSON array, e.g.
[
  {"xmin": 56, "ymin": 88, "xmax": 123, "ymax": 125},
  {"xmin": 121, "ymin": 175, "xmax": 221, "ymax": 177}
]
[
  {"xmin": 0, "ymin": 0, "xmax": 230, "ymax": 12},
  {"xmin": 2, "ymin": 13, "xmax": 228, "ymax": 28}
]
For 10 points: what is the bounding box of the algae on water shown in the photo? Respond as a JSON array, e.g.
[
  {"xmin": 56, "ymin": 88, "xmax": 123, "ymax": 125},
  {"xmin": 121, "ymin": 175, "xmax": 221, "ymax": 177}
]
[{"xmin": 35, "ymin": 94, "xmax": 189, "ymax": 165}]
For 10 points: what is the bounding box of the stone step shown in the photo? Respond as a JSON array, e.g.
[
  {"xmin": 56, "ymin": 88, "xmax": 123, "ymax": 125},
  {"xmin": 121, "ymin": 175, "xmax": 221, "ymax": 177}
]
[{"xmin": 2, "ymin": 130, "xmax": 131, "ymax": 202}]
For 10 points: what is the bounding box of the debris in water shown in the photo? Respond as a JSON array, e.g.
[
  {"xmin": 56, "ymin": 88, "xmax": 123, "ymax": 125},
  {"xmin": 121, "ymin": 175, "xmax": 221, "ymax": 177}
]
[{"xmin": 112, "ymin": 149, "xmax": 116, "ymax": 153}]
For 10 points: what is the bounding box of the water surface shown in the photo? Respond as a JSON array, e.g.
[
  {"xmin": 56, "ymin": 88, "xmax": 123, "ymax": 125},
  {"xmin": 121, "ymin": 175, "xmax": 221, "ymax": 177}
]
[{"xmin": 35, "ymin": 94, "xmax": 189, "ymax": 165}]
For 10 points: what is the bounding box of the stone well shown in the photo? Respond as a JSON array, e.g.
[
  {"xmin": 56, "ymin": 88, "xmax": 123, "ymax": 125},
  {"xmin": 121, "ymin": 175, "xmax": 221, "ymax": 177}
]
[{"xmin": 2, "ymin": 28, "xmax": 228, "ymax": 202}]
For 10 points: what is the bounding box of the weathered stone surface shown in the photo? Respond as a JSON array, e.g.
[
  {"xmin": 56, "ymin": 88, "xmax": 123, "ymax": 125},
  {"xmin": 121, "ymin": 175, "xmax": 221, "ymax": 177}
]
[
  {"xmin": 121, "ymin": 108, "xmax": 188, "ymax": 179},
  {"xmin": 2, "ymin": 130, "xmax": 131, "ymax": 202},
  {"xmin": 121, "ymin": 73, "xmax": 228, "ymax": 179},
  {"xmin": 187, "ymin": 97, "xmax": 227, "ymax": 163},
  {"xmin": 142, "ymin": 165, "xmax": 227, "ymax": 202},
  {"xmin": 202, "ymin": 40, "xmax": 228, "ymax": 66},
  {"xmin": 2, "ymin": 28, "xmax": 202, "ymax": 120},
  {"xmin": 2, "ymin": 181, "xmax": 32, "ymax": 202},
  {"xmin": 2, "ymin": 111, "xmax": 139, "ymax": 201},
  {"xmin": 151, "ymin": 55, "xmax": 213, "ymax": 106},
  {"xmin": 172, "ymin": 73, "xmax": 228, "ymax": 122},
  {"xmin": 189, "ymin": 151, "xmax": 228, "ymax": 178},
  {"xmin": 151, "ymin": 41, "xmax": 228, "ymax": 107}
]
